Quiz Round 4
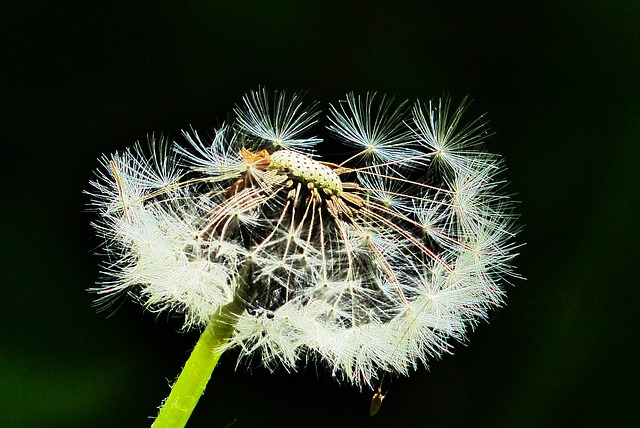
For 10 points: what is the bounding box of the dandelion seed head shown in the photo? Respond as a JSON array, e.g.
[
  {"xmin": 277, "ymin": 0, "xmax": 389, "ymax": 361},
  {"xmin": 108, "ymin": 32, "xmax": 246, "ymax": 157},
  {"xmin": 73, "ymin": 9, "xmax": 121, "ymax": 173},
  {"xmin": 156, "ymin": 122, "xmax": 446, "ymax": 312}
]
[{"xmin": 87, "ymin": 88, "xmax": 522, "ymax": 389}]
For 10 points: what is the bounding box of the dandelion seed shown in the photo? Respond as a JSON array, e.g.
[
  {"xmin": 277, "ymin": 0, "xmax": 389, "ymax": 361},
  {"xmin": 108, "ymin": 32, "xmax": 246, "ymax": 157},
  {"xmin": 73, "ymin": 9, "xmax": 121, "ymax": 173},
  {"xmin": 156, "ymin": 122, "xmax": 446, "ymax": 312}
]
[
  {"xmin": 370, "ymin": 386, "xmax": 385, "ymax": 416},
  {"xmin": 235, "ymin": 87, "xmax": 322, "ymax": 150},
  {"xmin": 87, "ymin": 89, "xmax": 522, "ymax": 424}
]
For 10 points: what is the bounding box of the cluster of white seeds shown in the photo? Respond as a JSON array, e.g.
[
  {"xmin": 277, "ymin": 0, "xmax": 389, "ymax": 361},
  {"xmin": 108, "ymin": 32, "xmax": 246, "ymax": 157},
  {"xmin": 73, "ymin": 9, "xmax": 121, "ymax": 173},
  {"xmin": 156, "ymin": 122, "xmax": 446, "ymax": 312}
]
[{"xmin": 88, "ymin": 89, "xmax": 520, "ymax": 387}]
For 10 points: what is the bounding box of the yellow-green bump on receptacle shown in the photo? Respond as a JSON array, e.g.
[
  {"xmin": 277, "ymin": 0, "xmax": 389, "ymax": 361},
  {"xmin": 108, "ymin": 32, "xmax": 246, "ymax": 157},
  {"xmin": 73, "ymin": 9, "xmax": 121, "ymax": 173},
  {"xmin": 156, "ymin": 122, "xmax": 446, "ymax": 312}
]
[{"xmin": 269, "ymin": 150, "xmax": 343, "ymax": 196}]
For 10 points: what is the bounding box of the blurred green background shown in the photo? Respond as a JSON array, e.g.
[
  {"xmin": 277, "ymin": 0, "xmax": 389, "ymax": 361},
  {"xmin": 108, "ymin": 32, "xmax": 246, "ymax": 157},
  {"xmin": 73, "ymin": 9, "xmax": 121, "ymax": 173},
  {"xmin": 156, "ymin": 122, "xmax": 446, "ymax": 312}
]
[{"xmin": 2, "ymin": 1, "xmax": 638, "ymax": 427}]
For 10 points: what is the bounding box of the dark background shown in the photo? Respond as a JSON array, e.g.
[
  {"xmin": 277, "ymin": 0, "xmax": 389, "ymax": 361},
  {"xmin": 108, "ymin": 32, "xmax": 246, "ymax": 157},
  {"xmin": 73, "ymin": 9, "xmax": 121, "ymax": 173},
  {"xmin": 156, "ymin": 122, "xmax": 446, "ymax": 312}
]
[{"xmin": 2, "ymin": 1, "xmax": 638, "ymax": 427}]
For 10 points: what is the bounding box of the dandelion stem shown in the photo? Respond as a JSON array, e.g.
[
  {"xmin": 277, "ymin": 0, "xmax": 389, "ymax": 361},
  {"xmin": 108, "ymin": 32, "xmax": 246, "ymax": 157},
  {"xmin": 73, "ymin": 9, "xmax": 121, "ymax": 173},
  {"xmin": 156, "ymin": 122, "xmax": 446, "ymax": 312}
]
[
  {"xmin": 152, "ymin": 263, "xmax": 252, "ymax": 428},
  {"xmin": 151, "ymin": 317, "xmax": 229, "ymax": 428}
]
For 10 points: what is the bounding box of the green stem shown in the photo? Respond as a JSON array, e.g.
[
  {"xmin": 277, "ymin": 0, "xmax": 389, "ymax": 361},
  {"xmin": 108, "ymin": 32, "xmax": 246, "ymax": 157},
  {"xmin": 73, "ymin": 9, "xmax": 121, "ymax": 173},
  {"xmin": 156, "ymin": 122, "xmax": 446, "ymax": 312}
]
[
  {"xmin": 151, "ymin": 319, "xmax": 230, "ymax": 428},
  {"xmin": 152, "ymin": 264, "xmax": 251, "ymax": 428}
]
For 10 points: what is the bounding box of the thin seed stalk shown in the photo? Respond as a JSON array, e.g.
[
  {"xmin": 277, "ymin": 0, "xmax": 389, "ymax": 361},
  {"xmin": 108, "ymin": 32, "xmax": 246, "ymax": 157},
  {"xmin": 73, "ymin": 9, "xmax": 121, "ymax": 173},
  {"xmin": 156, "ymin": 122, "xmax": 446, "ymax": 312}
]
[{"xmin": 152, "ymin": 263, "xmax": 252, "ymax": 428}]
